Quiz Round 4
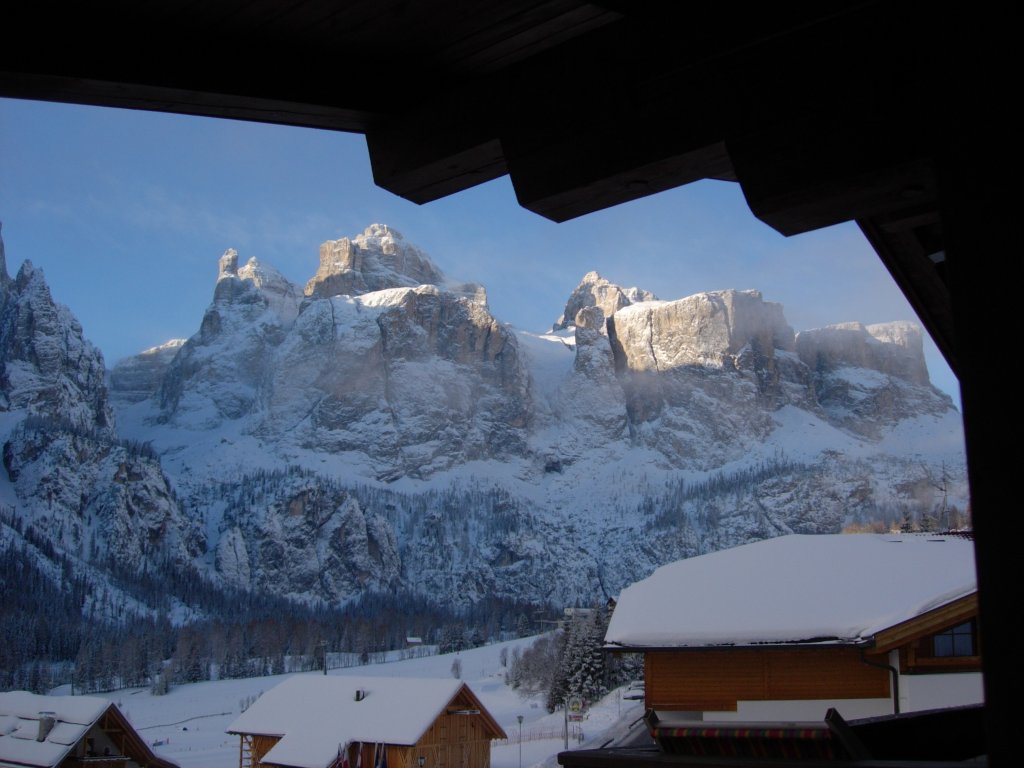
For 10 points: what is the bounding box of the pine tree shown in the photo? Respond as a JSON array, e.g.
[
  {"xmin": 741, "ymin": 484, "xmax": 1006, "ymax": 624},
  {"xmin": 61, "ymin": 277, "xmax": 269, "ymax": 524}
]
[{"xmin": 547, "ymin": 609, "xmax": 609, "ymax": 711}]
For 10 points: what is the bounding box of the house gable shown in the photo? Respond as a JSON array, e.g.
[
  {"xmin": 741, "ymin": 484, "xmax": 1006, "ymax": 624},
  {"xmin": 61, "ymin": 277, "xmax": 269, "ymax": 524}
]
[
  {"xmin": 228, "ymin": 677, "xmax": 504, "ymax": 768},
  {"xmin": 0, "ymin": 692, "xmax": 176, "ymax": 768}
]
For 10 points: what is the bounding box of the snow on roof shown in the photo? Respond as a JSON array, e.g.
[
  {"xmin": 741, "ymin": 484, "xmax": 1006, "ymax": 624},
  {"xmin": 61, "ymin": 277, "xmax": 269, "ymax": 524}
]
[
  {"xmin": 605, "ymin": 534, "xmax": 976, "ymax": 648},
  {"xmin": 227, "ymin": 676, "xmax": 470, "ymax": 768},
  {"xmin": 0, "ymin": 691, "xmax": 110, "ymax": 768}
]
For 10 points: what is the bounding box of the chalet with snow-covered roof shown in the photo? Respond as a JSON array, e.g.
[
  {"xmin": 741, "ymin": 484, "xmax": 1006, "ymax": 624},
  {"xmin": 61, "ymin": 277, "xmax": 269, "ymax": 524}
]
[
  {"xmin": 227, "ymin": 676, "xmax": 506, "ymax": 768},
  {"xmin": 604, "ymin": 534, "xmax": 982, "ymax": 722},
  {"xmin": 0, "ymin": 690, "xmax": 177, "ymax": 768}
]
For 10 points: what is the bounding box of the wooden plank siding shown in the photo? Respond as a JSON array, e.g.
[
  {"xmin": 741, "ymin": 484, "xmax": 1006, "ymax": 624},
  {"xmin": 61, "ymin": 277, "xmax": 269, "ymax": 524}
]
[
  {"xmin": 339, "ymin": 743, "xmax": 406, "ymax": 768},
  {"xmin": 409, "ymin": 692, "xmax": 494, "ymax": 768},
  {"xmin": 247, "ymin": 734, "xmax": 283, "ymax": 768},
  {"xmin": 645, "ymin": 648, "xmax": 890, "ymax": 712}
]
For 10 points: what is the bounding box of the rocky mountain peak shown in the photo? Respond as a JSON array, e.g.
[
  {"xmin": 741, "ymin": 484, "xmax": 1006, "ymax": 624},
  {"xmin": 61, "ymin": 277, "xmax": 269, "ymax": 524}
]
[
  {"xmin": 218, "ymin": 248, "xmax": 239, "ymax": 279},
  {"xmin": 0, "ymin": 241, "xmax": 113, "ymax": 431},
  {"xmin": 553, "ymin": 271, "xmax": 657, "ymax": 331},
  {"xmin": 237, "ymin": 257, "xmax": 301, "ymax": 323},
  {"xmin": 305, "ymin": 223, "xmax": 445, "ymax": 298},
  {"xmin": 795, "ymin": 321, "xmax": 929, "ymax": 385},
  {"xmin": 14, "ymin": 259, "xmax": 38, "ymax": 289},
  {"xmin": 210, "ymin": 250, "xmax": 300, "ymax": 323},
  {"xmin": 608, "ymin": 288, "xmax": 795, "ymax": 373}
]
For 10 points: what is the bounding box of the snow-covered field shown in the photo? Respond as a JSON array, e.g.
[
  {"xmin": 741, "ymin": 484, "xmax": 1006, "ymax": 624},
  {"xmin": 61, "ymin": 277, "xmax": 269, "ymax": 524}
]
[{"xmin": 63, "ymin": 636, "xmax": 644, "ymax": 768}]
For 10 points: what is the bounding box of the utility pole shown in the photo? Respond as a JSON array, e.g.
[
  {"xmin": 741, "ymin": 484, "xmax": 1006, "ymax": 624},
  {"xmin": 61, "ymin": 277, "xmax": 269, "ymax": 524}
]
[
  {"xmin": 563, "ymin": 702, "xmax": 568, "ymax": 750},
  {"xmin": 517, "ymin": 715, "xmax": 524, "ymax": 768}
]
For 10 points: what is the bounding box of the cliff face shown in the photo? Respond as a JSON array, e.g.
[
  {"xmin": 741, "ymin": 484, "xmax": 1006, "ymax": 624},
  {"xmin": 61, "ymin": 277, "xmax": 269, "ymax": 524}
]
[
  {"xmin": 0, "ymin": 227, "xmax": 113, "ymax": 431},
  {"xmin": 796, "ymin": 321, "xmax": 929, "ymax": 386},
  {"xmin": 2, "ymin": 221, "xmax": 967, "ymax": 612},
  {"xmin": 148, "ymin": 227, "xmax": 531, "ymax": 477},
  {"xmin": 108, "ymin": 339, "xmax": 185, "ymax": 404},
  {"xmin": 215, "ymin": 477, "xmax": 401, "ymax": 602},
  {"xmin": 552, "ymin": 270, "xmax": 656, "ymax": 331},
  {"xmin": 0, "ymin": 224, "xmax": 203, "ymax": 585}
]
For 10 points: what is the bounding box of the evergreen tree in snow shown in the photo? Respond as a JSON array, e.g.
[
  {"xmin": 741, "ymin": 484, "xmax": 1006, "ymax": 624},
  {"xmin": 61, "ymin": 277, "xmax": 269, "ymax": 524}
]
[{"xmin": 546, "ymin": 608, "xmax": 608, "ymax": 711}]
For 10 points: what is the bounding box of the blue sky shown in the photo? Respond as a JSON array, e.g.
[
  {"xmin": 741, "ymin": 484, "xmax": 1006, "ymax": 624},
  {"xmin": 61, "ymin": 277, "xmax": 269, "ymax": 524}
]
[{"xmin": 0, "ymin": 97, "xmax": 959, "ymax": 404}]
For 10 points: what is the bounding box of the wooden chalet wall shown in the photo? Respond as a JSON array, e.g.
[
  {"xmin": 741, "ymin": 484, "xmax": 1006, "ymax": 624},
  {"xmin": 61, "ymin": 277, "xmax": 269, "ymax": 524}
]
[
  {"xmin": 645, "ymin": 647, "xmax": 890, "ymax": 712},
  {"xmin": 348, "ymin": 743, "xmax": 406, "ymax": 768},
  {"xmin": 406, "ymin": 690, "xmax": 494, "ymax": 768},
  {"xmin": 242, "ymin": 733, "xmax": 281, "ymax": 768}
]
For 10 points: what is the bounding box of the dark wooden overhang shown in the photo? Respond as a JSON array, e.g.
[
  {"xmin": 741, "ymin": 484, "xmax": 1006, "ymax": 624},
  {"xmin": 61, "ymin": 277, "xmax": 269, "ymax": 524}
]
[{"xmin": 1, "ymin": 1, "xmax": 1016, "ymax": 761}]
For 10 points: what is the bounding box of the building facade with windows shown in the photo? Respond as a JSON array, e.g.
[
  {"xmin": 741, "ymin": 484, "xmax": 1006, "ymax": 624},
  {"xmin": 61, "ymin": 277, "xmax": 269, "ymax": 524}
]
[{"xmin": 605, "ymin": 534, "xmax": 983, "ymax": 722}]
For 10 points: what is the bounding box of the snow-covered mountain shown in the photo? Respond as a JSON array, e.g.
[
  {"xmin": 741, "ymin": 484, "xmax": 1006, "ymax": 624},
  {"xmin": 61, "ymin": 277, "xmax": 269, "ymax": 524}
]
[{"xmin": 2, "ymin": 222, "xmax": 968, "ymax": 617}]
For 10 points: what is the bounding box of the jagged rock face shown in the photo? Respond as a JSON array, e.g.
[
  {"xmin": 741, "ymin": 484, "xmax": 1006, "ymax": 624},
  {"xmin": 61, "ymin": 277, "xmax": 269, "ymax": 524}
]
[
  {"xmin": 795, "ymin": 322, "xmax": 949, "ymax": 437},
  {"xmin": 591, "ymin": 290, "xmax": 806, "ymax": 465},
  {"xmin": 373, "ymin": 286, "xmax": 530, "ymax": 472},
  {"xmin": 159, "ymin": 234, "xmax": 515, "ymax": 464},
  {"xmin": 553, "ymin": 270, "xmax": 656, "ymax": 331},
  {"xmin": 0, "ymin": 233, "xmax": 113, "ymax": 431},
  {"xmin": 796, "ymin": 322, "xmax": 929, "ymax": 385},
  {"xmin": 264, "ymin": 285, "xmax": 531, "ymax": 477},
  {"xmin": 0, "ymin": 226, "xmax": 203, "ymax": 614},
  {"xmin": 216, "ymin": 479, "xmax": 400, "ymax": 602},
  {"xmin": 558, "ymin": 305, "xmax": 628, "ymax": 438},
  {"xmin": 108, "ymin": 339, "xmax": 186, "ymax": 403},
  {"xmin": 608, "ymin": 289, "xmax": 795, "ymax": 372},
  {"xmin": 3, "ymin": 421, "xmax": 204, "ymax": 570},
  {"xmin": 305, "ymin": 224, "xmax": 445, "ymax": 298},
  {"xmin": 159, "ymin": 253, "xmax": 300, "ymax": 424}
]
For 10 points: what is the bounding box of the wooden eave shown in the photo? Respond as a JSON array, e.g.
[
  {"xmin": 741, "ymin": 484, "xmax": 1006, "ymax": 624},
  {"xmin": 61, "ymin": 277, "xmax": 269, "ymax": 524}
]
[
  {"xmin": 226, "ymin": 727, "xmax": 286, "ymax": 737},
  {"xmin": 869, "ymin": 592, "xmax": 978, "ymax": 655},
  {"xmin": 606, "ymin": 639, "xmax": 862, "ymax": 653}
]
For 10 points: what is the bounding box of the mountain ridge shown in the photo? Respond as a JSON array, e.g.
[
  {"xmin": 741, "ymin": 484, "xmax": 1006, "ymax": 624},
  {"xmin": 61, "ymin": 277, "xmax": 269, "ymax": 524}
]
[{"xmin": 2, "ymin": 222, "xmax": 967, "ymax": 618}]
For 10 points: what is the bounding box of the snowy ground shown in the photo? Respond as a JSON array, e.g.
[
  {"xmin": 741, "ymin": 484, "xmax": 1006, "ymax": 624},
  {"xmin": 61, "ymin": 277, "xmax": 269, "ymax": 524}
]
[{"xmin": 63, "ymin": 635, "xmax": 645, "ymax": 768}]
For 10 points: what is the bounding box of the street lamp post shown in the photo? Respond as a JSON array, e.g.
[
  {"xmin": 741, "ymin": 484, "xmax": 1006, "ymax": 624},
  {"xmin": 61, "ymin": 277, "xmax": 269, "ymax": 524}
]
[{"xmin": 517, "ymin": 715, "xmax": 524, "ymax": 768}]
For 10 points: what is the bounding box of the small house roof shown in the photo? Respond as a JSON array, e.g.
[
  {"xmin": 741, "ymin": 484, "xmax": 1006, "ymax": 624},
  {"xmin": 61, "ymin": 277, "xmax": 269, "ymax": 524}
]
[
  {"xmin": 227, "ymin": 676, "xmax": 504, "ymax": 768},
  {"xmin": 0, "ymin": 691, "xmax": 176, "ymax": 768},
  {"xmin": 0, "ymin": 691, "xmax": 110, "ymax": 768},
  {"xmin": 605, "ymin": 534, "xmax": 976, "ymax": 649}
]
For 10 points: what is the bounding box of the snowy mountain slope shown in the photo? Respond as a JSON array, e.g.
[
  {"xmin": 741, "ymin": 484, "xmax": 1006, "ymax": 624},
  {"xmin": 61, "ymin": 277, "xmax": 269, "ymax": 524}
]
[
  {"xmin": 0, "ymin": 222, "xmax": 968, "ymax": 616},
  {"xmin": 107, "ymin": 226, "xmax": 966, "ymax": 607}
]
